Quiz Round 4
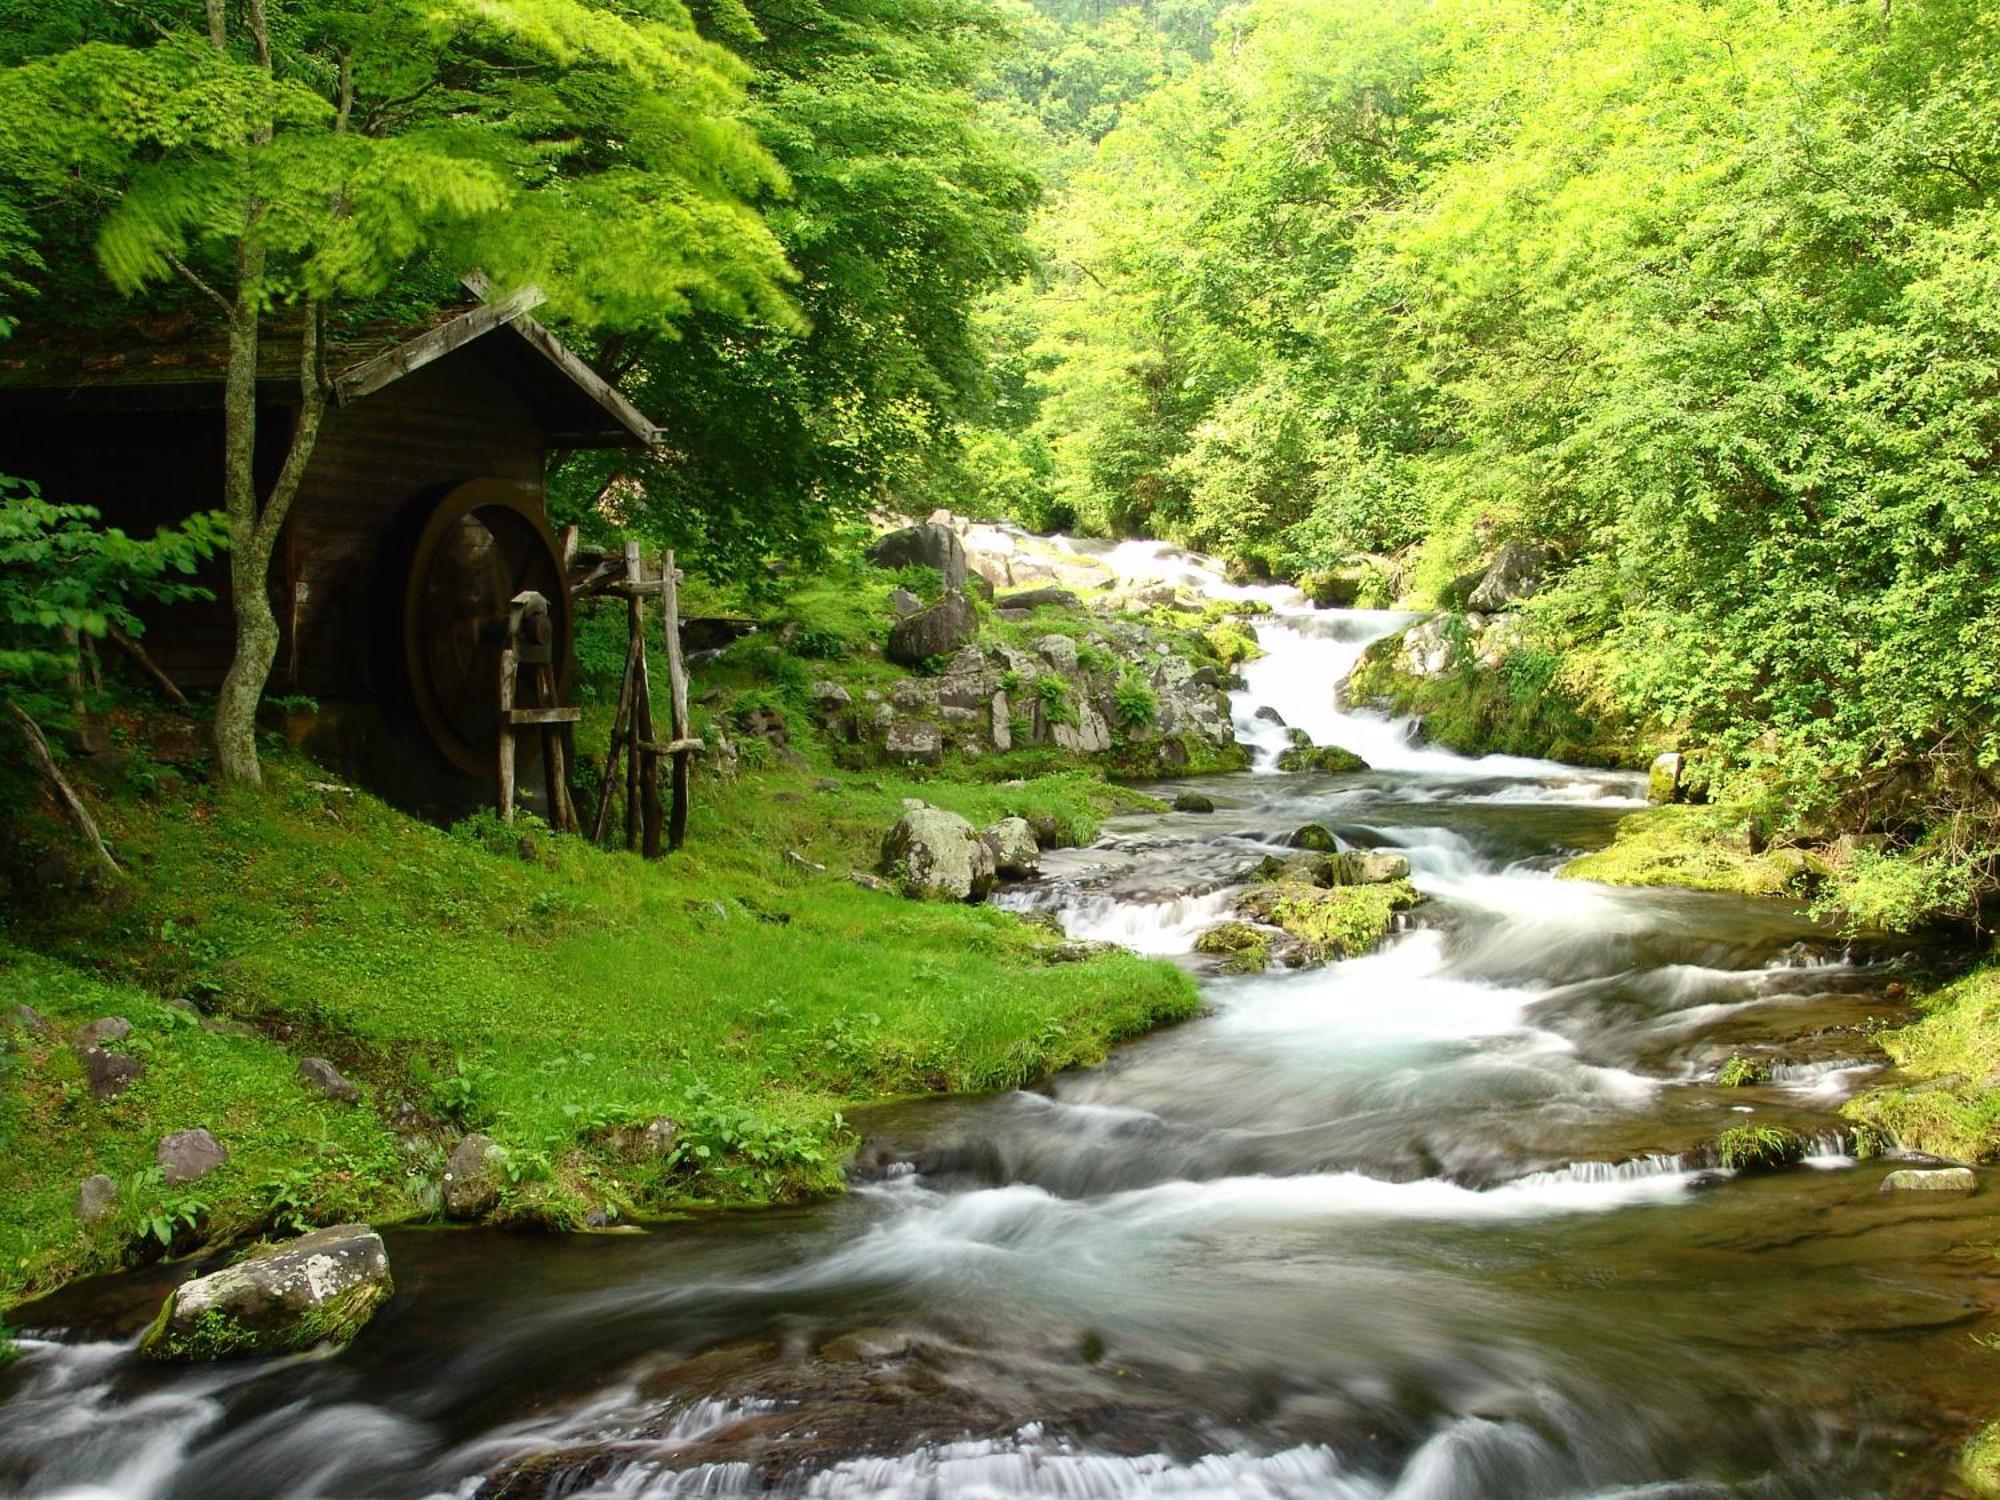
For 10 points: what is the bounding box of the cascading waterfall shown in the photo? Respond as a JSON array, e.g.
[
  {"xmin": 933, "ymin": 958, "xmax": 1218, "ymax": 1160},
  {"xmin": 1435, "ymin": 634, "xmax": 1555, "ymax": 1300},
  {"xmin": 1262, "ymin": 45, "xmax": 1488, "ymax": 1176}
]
[{"xmin": 0, "ymin": 537, "xmax": 1971, "ymax": 1500}]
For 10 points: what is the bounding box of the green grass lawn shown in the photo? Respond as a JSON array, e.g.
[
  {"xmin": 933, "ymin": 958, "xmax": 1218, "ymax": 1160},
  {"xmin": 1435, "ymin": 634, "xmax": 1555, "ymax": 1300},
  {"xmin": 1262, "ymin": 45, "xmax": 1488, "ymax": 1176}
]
[{"xmin": 0, "ymin": 745, "xmax": 1196, "ymax": 1310}]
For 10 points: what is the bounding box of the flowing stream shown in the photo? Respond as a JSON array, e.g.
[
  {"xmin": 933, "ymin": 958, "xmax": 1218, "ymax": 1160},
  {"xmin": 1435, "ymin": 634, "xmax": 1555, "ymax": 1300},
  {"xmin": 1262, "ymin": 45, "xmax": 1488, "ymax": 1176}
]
[{"xmin": 5, "ymin": 550, "xmax": 1998, "ymax": 1499}]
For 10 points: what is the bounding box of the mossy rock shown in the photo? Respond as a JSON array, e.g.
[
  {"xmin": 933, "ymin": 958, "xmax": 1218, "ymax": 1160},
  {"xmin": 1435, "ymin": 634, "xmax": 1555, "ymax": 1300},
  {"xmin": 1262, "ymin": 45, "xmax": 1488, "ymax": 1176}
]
[
  {"xmin": 138, "ymin": 1224, "xmax": 393, "ymax": 1363},
  {"xmin": 1706, "ymin": 1123, "xmax": 1807, "ymax": 1172},
  {"xmin": 1236, "ymin": 881, "xmax": 1422, "ymax": 963},
  {"xmin": 1964, "ymin": 1420, "xmax": 2000, "ymax": 1499},
  {"xmin": 1288, "ymin": 824, "xmax": 1339, "ymax": 853},
  {"xmin": 1276, "ymin": 744, "xmax": 1369, "ymax": 774},
  {"xmin": 1559, "ymin": 806, "xmax": 1819, "ymax": 897},
  {"xmin": 1716, "ymin": 1055, "xmax": 1769, "ymax": 1087},
  {"xmin": 1193, "ymin": 923, "xmax": 1269, "ymax": 974}
]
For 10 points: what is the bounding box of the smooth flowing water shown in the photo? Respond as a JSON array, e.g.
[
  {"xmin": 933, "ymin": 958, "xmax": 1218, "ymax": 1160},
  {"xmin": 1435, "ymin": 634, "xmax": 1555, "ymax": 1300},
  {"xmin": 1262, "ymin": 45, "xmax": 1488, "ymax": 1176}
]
[{"xmin": 5, "ymin": 551, "xmax": 1997, "ymax": 1499}]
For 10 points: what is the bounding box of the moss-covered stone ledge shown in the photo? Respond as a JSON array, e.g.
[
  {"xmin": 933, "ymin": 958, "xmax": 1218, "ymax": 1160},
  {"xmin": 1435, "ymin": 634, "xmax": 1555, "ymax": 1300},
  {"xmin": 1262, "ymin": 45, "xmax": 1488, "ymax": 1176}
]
[{"xmin": 1558, "ymin": 805, "xmax": 1821, "ymax": 897}]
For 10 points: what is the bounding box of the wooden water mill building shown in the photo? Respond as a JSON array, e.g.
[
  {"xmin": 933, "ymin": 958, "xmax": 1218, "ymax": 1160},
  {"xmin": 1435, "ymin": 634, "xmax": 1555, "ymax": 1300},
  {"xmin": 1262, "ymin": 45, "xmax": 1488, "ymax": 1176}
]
[{"xmin": 0, "ymin": 285, "xmax": 681, "ymax": 828}]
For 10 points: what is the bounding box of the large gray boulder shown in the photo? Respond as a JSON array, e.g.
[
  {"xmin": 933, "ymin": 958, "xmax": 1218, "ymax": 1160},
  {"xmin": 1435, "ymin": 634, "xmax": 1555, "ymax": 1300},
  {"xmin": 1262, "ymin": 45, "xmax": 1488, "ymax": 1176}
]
[
  {"xmin": 1467, "ymin": 541, "xmax": 1552, "ymax": 612},
  {"xmin": 887, "ymin": 590, "xmax": 978, "ymax": 668},
  {"xmin": 139, "ymin": 1224, "xmax": 393, "ymax": 1362},
  {"xmin": 158, "ymin": 1128, "xmax": 227, "ymax": 1185},
  {"xmin": 982, "ymin": 817, "xmax": 1041, "ymax": 879},
  {"xmin": 881, "ymin": 807, "xmax": 997, "ymax": 902},
  {"xmin": 867, "ymin": 524, "xmax": 968, "ymax": 589},
  {"xmin": 444, "ymin": 1133, "xmax": 505, "ymax": 1220}
]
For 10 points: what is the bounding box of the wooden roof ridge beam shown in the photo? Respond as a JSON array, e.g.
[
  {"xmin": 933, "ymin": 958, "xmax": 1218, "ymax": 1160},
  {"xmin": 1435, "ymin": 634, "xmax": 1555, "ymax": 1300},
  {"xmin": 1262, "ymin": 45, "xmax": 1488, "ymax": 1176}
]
[
  {"xmin": 333, "ymin": 282, "xmax": 548, "ymax": 404},
  {"xmin": 461, "ymin": 271, "xmax": 660, "ymax": 451}
]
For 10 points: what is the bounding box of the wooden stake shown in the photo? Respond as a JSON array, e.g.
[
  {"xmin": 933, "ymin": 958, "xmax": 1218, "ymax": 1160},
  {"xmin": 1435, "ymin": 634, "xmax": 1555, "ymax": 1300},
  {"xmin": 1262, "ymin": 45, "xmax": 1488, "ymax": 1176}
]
[
  {"xmin": 591, "ymin": 629, "xmax": 642, "ymax": 844},
  {"xmin": 625, "ymin": 543, "xmax": 665, "ymax": 858},
  {"xmin": 7, "ymin": 701, "xmax": 121, "ymax": 877},
  {"xmin": 661, "ymin": 549, "xmax": 693, "ymax": 852},
  {"xmin": 496, "ymin": 641, "xmax": 518, "ymax": 823}
]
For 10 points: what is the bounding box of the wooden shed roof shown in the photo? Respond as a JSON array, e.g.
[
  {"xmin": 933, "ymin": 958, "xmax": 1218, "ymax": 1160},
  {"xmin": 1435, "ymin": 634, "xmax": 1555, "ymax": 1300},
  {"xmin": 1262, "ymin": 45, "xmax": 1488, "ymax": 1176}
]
[{"xmin": 0, "ymin": 280, "xmax": 658, "ymax": 450}]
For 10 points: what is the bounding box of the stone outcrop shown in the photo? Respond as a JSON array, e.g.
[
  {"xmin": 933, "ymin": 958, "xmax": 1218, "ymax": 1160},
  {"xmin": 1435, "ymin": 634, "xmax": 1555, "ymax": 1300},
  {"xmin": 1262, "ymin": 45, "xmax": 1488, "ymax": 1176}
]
[
  {"xmin": 139, "ymin": 1224, "xmax": 393, "ymax": 1362},
  {"xmin": 1467, "ymin": 541, "xmax": 1552, "ymax": 613},
  {"xmin": 886, "ymin": 590, "xmax": 978, "ymax": 668},
  {"xmin": 1880, "ymin": 1167, "xmax": 1976, "ymax": 1193},
  {"xmin": 880, "ymin": 807, "xmax": 997, "ymax": 902},
  {"xmin": 867, "ymin": 524, "xmax": 968, "ymax": 589}
]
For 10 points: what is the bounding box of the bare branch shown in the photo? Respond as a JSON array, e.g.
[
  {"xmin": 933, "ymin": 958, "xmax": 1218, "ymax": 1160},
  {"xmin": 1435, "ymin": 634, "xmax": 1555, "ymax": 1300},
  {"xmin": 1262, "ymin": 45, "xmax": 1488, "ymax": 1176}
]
[{"xmin": 166, "ymin": 252, "xmax": 231, "ymax": 315}]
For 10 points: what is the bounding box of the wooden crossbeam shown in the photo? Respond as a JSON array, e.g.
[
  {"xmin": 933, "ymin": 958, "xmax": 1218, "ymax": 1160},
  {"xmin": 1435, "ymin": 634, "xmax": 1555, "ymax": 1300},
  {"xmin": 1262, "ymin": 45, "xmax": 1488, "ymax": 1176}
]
[{"xmin": 506, "ymin": 706, "xmax": 583, "ymax": 726}]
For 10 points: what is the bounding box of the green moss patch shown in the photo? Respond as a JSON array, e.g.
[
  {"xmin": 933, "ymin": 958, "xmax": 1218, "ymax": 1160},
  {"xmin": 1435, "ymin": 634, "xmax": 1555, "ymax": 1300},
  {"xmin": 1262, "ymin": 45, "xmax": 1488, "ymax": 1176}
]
[
  {"xmin": 1236, "ymin": 881, "xmax": 1422, "ymax": 963},
  {"xmin": 1845, "ymin": 961, "xmax": 2000, "ymax": 1162},
  {"xmin": 1559, "ymin": 806, "xmax": 1819, "ymax": 897}
]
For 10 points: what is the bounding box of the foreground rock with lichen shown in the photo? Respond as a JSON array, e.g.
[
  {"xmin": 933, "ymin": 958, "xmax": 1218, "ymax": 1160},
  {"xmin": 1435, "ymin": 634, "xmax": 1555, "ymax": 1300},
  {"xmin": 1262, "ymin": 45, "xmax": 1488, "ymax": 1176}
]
[{"xmin": 139, "ymin": 1223, "xmax": 393, "ymax": 1362}]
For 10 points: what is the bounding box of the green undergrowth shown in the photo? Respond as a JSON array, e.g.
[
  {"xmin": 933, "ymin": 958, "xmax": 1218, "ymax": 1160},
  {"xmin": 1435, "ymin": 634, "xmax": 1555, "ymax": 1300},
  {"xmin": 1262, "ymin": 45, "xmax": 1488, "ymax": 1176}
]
[
  {"xmin": 1559, "ymin": 806, "xmax": 1821, "ymax": 898},
  {"xmin": 1844, "ymin": 960, "xmax": 2000, "ymax": 1163},
  {"xmin": 0, "ymin": 743, "xmax": 1195, "ymax": 1311}
]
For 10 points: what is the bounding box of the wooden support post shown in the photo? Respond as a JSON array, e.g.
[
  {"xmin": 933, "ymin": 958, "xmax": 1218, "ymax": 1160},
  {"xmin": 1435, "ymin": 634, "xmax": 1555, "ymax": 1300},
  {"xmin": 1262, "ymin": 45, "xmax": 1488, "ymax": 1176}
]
[
  {"xmin": 496, "ymin": 641, "xmax": 519, "ymax": 822},
  {"xmin": 625, "ymin": 542, "xmax": 665, "ymax": 858},
  {"xmin": 593, "ymin": 629, "xmax": 640, "ymax": 844},
  {"xmin": 661, "ymin": 549, "xmax": 693, "ymax": 851}
]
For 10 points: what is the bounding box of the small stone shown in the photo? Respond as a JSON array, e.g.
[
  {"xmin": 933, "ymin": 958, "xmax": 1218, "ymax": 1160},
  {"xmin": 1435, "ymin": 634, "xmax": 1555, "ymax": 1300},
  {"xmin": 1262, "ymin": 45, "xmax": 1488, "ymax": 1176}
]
[
  {"xmin": 444, "ymin": 1133, "xmax": 505, "ymax": 1220},
  {"xmin": 74, "ymin": 1017, "xmax": 131, "ymax": 1047},
  {"xmin": 849, "ymin": 870, "xmax": 895, "ymax": 894},
  {"xmin": 1035, "ymin": 634, "xmax": 1079, "ymax": 675},
  {"xmin": 1289, "ymin": 824, "xmax": 1339, "ymax": 853},
  {"xmin": 1879, "ymin": 1168, "xmax": 1976, "ymax": 1194},
  {"xmin": 157, "ymin": 1128, "xmax": 227, "ymax": 1185},
  {"xmin": 298, "ymin": 1057, "xmax": 360, "ymax": 1104},
  {"xmin": 7, "ymin": 1003, "xmax": 52, "ymax": 1035},
  {"xmin": 885, "ymin": 721, "xmax": 944, "ymax": 765},
  {"xmin": 1172, "ymin": 792, "xmax": 1215, "ymax": 813},
  {"xmin": 641, "ymin": 1117, "xmax": 679, "ymax": 1156},
  {"xmin": 1049, "ymin": 939, "xmax": 1117, "ymax": 964},
  {"xmin": 82, "ymin": 1047, "xmax": 145, "ymax": 1101},
  {"xmin": 809, "ymin": 680, "xmax": 853, "ymax": 711},
  {"xmin": 77, "ymin": 1173, "xmax": 118, "ymax": 1225}
]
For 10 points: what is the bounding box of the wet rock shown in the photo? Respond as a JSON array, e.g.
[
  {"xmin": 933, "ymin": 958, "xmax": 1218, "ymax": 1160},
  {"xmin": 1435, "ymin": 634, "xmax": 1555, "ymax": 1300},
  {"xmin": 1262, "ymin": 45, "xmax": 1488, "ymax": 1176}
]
[
  {"xmin": 1026, "ymin": 812, "xmax": 1079, "ymax": 850},
  {"xmin": 1276, "ymin": 743, "xmax": 1369, "ymax": 774},
  {"xmin": 867, "ymin": 523, "xmax": 968, "ymax": 589},
  {"xmin": 1467, "ymin": 540, "xmax": 1552, "ymax": 612},
  {"xmin": 76, "ymin": 1173, "xmax": 118, "ymax": 1225},
  {"xmin": 885, "ymin": 720, "xmax": 943, "ymax": 765},
  {"xmin": 887, "ymin": 590, "xmax": 978, "ymax": 668},
  {"xmin": 81, "ymin": 1046, "xmax": 145, "ymax": 1100},
  {"xmin": 998, "ymin": 587, "xmax": 1082, "ymax": 611},
  {"xmin": 444, "ymin": 1133, "xmax": 505, "ymax": 1220},
  {"xmin": 1350, "ymin": 850, "xmax": 1411, "ymax": 884},
  {"xmin": 887, "ymin": 587, "xmax": 925, "ymax": 619},
  {"xmin": 298, "ymin": 1057, "xmax": 360, "ymax": 1104},
  {"xmin": 1649, "ymin": 752, "xmax": 1685, "ymax": 805},
  {"xmin": 1397, "ymin": 617, "xmax": 1458, "ymax": 678},
  {"xmin": 880, "ymin": 807, "xmax": 997, "ymax": 902},
  {"xmin": 1289, "ymin": 824, "xmax": 1339, "ymax": 853},
  {"xmin": 1172, "ymin": 792, "xmax": 1215, "ymax": 813},
  {"xmin": 139, "ymin": 1224, "xmax": 393, "ymax": 1362},
  {"xmin": 74, "ymin": 1016, "xmax": 132, "ymax": 1047},
  {"xmin": 1252, "ymin": 706, "xmax": 1287, "ymax": 727},
  {"xmin": 982, "ymin": 817, "xmax": 1041, "ymax": 879},
  {"xmin": 158, "ymin": 1128, "xmax": 227, "ymax": 1185},
  {"xmin": 1880, "ymin": 1168, "xmax": 1976, "ymax": 1193},
  {"xmin": 1194, "ymin": 923, "xmax": 1269, "ymax": 973}
]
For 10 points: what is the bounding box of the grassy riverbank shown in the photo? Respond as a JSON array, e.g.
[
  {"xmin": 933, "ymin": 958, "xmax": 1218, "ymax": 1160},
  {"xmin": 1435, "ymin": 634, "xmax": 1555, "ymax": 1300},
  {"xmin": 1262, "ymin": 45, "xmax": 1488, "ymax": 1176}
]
[{"xmin": 0, "ymin": 748, "xmax": 1196, "ymax": 1312}]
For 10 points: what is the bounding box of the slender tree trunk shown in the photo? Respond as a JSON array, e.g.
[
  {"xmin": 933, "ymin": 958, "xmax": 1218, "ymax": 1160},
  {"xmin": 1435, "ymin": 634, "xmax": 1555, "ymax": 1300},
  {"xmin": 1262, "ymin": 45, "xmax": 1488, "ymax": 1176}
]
[
  {"xmin": 210, "ymin": 0, "xmax": 331, "ymax": 787},
  {"xmin": 213, "ymin": 296, "xmax": 328, "ymax": 786}
]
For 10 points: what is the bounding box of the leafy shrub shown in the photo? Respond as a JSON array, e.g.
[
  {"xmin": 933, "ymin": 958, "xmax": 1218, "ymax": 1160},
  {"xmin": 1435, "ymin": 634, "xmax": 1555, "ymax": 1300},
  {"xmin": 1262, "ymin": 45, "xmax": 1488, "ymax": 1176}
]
[
  {"xmin": 1113, "ymin": 673, "xmax": 1158, "ymax": 728},
  {"xmin": 1034, "ymin": 674, "xmax": 1078, "ymax": 727}
]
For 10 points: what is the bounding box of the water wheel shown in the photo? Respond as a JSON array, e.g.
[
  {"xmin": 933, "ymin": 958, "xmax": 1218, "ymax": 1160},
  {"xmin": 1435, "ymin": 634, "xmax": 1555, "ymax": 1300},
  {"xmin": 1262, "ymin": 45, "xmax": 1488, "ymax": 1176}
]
[{"xmin": 398, "ymin": 480, "xmax": 572, "ymax": 778}]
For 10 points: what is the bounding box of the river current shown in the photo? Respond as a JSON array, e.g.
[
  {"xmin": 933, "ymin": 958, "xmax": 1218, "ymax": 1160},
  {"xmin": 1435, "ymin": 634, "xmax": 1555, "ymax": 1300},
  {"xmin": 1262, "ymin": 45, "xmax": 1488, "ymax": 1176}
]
[{"xmin": 4, "ymin": 546, "xmax": 1996, "ymax": 1499}]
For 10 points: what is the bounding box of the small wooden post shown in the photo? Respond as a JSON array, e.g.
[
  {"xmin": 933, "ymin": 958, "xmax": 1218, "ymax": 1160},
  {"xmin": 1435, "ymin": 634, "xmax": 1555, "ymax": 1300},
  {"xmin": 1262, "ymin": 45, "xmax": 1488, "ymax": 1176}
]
[
  {"xmin": 661, "ymin": 549, "xmax": 693, "ymax": 851},
  {"xmin": 496, "ymin": 638, "xmax": 519, "ymax": 823},
  {"xmin": 591, "ymin": 630, "xmax": 641, "ymax": 844}
]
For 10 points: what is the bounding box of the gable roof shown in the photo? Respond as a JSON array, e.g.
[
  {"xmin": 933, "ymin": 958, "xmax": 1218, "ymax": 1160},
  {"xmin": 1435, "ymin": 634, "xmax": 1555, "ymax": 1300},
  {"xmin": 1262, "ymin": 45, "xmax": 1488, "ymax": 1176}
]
[{"xmin": 0, "ymin": 279, "xmax": 658, "ymax": 450}]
